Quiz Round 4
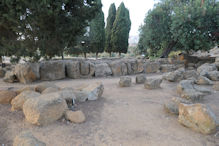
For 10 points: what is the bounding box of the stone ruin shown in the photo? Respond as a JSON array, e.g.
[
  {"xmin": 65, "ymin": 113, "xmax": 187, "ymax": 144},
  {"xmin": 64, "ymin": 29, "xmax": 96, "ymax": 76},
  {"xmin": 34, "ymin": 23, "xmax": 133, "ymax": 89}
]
[{"xmin": 1, "ymin": 57, "xmax": 187, "ymax": 84}]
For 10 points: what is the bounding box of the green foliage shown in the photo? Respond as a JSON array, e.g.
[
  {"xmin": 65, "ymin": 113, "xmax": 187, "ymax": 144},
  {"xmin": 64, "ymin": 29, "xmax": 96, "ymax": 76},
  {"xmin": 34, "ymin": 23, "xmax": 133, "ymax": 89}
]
[
  {"xmin": 168, "ymin": 50, "xmax": 182, "ymax": 58},
  {"xmin": 105, "ymin": 3, "xmax": 116, "ymax": 55},
  {"xmin": 171, "ymin": 0, "xmax": 219, "ymax": 52},
  {"xmin": 111, "ymin": 2, "xmax": 131, "ymax": 54},
  {"xmin": 89, "ymin": 0, "xmax": 105, "ymax": 58},
  {"xmin": 138, "ymin": 0, "xmax": 219, "ymax": 57},
  {"xmin": 0, "ymin": 0, "xmax": 101, "ymax": 61}
]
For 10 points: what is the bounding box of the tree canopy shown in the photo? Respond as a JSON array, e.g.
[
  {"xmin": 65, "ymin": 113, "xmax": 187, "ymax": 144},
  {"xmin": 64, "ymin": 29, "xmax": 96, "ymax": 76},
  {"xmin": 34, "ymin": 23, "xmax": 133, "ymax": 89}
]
[
  {"xmin": 111, "ymin": 2, "xmax": 131, "ymax": 55},
  {"xmin": 89, "ymin": 0, "xmax": 105, "ymax": 58},
  {"xmin": 0, "ymin": 0, "xmax": 101, "ymax": 61},
  {"xmin": 138, "ymin": 0, "xmax": 219, "ymax": 57},
  {"xmin": 105, "ymin": 3, "xmax": 116, "ymax": 56}
]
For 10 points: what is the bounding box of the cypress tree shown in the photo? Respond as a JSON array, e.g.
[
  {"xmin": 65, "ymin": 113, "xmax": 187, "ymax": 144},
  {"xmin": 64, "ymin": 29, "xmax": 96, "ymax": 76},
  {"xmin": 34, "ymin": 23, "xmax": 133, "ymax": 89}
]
[
  {"xmin": 111, "ymin": 2, "xmax": 131, "ymax": 56},
  {"xmin": 105, "ymin": 3, "xmax": 116, "ymax": 57},
  {"xmin": 89, "ymin": 0, "xmax": 105, "ymax": 59}
]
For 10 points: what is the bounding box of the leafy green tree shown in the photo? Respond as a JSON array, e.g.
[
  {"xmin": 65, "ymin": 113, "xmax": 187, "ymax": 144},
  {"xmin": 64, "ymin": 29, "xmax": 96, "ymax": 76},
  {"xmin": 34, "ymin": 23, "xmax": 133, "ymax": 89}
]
[
  {"xmin": 0, "ymin": 0, "xmax": 102, "ymax": 61},
  {"xmin": 0, "ymin": 0, "xmax": 25, "ymax": 62},
  {"xmin": 89, "ymin": 0, "xmax": 105, "ymax": 59},
  {"xmin": 171, "ymin": 0, "xmax": 219, "ymax": 53},
  {"xmin": 111, "ymin": 2, "xmax": 131, "ymax": 56},
  {"xmin": 138, "ymin": 0, "xmax": 219, "ymax": 57},
  {"xmin": 105, "ymin": 3, "xmax": 116, "ymax": 57}
]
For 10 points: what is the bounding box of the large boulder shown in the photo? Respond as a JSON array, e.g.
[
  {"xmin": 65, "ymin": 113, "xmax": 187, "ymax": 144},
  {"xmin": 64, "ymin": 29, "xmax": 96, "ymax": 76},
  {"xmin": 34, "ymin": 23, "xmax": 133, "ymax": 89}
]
[
  {"xmin": 109, "ymin": 60, "xmax": 128, "ymax": 76},
  {"xmin": 76, "ymin": 82, "xmax": 104, "ymax": 101},
  {"xmin": 183, "ymin": 70, "xmax": 199, "ymax": 80},
  {"xmin": 23, "ymin": 92, "xmax": 67, "ymax": 125},
  {"xmin": 136, "ymin": 74, "xmax": 146, "ymax": 84},
  {"xmin": 16, "ymin": 86, "xmax": 36, "ymax": 95},
  {"xmin": 177, "ymin": 80, "xmax": 205, "ymax": 101},
  {"xmin": 13, "ymin": 131, "xmax": 46, "ymax": 146},
  {"xmin": 163, "ymin": 68, "xmax": 185, "ymax": 82},
  {"xmin": 56, "ymin": 88, "xmax": 76, "ymax": 107},
  {"xmin": 197, "ymin": 63, "xmax": 217, "ymax": 76},
  {"xmin": 11, "ymin": 91, "xmax": 40, "ymax": 111},
  {"xmin": 160, "ymin": 64, "xmax": 176, "ymax": 73},
  {"xmin": 144, "ymin": 61, "xmax": 160, "ymax": 73},
  {"xmin": 164, "ymin": 97, "xmax": 192, "ymax": 115},
  {"xmin": 125, "ymin": 59, "xmax": 138, "ymax": 74},
  {"xmin": 207, "ymin": 71, "xmax": 219, "ymax": 81},
  {"xmin": 3, "ymin": 71, "xmax": 17, "ymax": 83},
  {"xmin": 35, "ymin": 82, "xmax": 60, "ymax": 93},
  {"xmin": 178, "ymin": 103, "xmax": 217, "ymax": 134},
  {"xmin": 213, "ymin": 82, "xmax": 219, "ymax": 91},
  {"xmin": 0, "ymin": 67, "xmax": 6, "ymax": 78},
  {"xmin": 144, "ymin": 78, "xmax": 162, "ymax": 89},
  {"xmin": 40, "ymin": 61, "xmax": 66, "ymax": 81},
  {"xmin": 80, "ymin": 61, "xmax": 95, "ymax": 77},
  {"xmin": 95, "ymin": 63, "xmax": 112, "ymax": 77},
  {"xmin": 137, "ymin": 60, "xmax": 144, "ymax": 73},
  {"xmin": 66, "ymin": 61, "xmax": 80, "ymax": 79},
  {"xmin": 0, "ymin": 90, "xmax": 17, "ymax": 104},
  {"xmin": 65, "ymin": 110, "xmax": 86, "ymax": 124},
  {"xmin": 15, "ymin": 63, "xmax": 40, "ymax": 84},
  {"xmin": 119, "ymin": 76, "xmax": 132, "ymax": 87},
  {"xmin": 196, "ymin": 76, "xmax": 213, "ymax": 85}
]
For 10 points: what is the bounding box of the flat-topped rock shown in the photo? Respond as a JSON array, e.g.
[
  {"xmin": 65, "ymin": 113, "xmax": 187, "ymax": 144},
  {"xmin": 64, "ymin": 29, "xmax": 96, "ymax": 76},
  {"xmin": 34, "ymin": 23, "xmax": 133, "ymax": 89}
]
[
  {"xmin": 136, "ymin": 74, "xmax": 146, "ymax": 84},
  {"xmin": 40, "ymin": 61, "xmax": 66, "ymax": 81},
  {"xmin": 23, "ymin": 92, "xmax": 67, "ymax": 125},
  {"xmin": 95, "ymin": 63, "xmax": 112, "ymax": 77},
  {"xmin": 144, "ymin": 78, "xmax": 162, "ymax": 89},
  {"xmin": 119, "ymin": 76, "xmax": 132, "ymax": 87}
]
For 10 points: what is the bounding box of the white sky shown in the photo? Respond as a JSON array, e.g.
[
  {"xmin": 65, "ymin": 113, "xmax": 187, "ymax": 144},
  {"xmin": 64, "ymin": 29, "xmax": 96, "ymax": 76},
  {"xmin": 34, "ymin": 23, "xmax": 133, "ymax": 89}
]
[{"xmin": 102, "ymin": 0, "xmax": 156, "ymax": 36}]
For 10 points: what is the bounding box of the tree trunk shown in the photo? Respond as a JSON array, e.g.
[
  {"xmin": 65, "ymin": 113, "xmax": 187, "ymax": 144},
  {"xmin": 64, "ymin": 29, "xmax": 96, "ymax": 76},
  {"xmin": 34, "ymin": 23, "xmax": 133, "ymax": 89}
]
[
  {"xmin": 109, "ymin": 52, "xmax": 112, "ymax": 57},
  {"xmin": 84, "ymin": 52, "xmax": 87, "ymax": 59},
  {"xmin": 160, "ymin": 41, "xmax": 177, "ymax": 58},
  {"xmin": 96, "ymin": 52, "xmax": 98, "ymax": 59},
  {"xmin": 0, "ymin": 56, "xmax": 2, "ymax": 63},
  {"xmin": 119, "ymin": 52, "xmax": 121, "ymax": 57},
  {"xmin": 61, "ymin": 53, "xmax": 64, "ymax": 60}
]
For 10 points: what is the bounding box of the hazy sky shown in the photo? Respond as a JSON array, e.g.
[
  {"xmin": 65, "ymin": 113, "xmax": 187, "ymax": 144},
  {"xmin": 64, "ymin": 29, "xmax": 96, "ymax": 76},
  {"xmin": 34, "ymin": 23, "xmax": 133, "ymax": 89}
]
[{"xmin": 102, "ymin": 0, "xmax": 156, "ymax": 36}]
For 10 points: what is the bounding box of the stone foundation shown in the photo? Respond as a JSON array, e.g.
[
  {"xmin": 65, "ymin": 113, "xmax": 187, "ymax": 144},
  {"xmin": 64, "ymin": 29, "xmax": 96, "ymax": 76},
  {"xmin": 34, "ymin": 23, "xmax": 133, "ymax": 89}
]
[{"xmin": 2, "ymin": 58, "xmax": 186, "ymax": 83}]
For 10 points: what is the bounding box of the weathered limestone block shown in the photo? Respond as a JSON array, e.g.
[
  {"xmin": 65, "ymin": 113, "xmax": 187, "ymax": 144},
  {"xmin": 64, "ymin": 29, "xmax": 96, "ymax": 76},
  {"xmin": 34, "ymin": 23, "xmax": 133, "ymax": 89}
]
[
  {"xmin": 15, "ymin": 63, "xmax": 40, "ymax": 84},
  {"xmin": 23, "ymin": 93, "xmax": 67, "ymax": 125},
  {"xmin": 40, "ymin": 61, "xmax": 65, "ymax": 81},
  {"xmin": 178, "ymin": 103, "xmax": 217, "ymax": 134}
]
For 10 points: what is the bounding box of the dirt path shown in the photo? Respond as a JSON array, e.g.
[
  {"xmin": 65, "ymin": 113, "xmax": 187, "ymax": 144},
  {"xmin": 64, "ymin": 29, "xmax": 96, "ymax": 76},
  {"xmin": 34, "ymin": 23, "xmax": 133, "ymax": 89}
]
[{"xmin": 0, "ymin": 74, "xmax": 219, "ymax": 146}]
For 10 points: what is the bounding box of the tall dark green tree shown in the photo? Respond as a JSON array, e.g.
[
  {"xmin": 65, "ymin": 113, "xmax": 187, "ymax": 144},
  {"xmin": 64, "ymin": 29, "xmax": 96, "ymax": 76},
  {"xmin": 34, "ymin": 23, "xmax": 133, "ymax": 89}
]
[
  {"xmin": 111, "ymin": 2, "xmax": 131, "ymax": 56},
  {"xmin": 0, "ymin": 0, "xmax": 102, "ymax": 62},
  {"xmin": 0, "ymin": 0, "xmax": 25, "ymax": 62},
  {"xmin": 89, "ymin": 0, "xmax": 105, "ymax": 59},
  {"xmin": 105, "ymin": 3, "xmax": 116, "ymax": 57},
  {"xmin": 138, "ymin": 0, "xmax": 219, "ymax": 57}
]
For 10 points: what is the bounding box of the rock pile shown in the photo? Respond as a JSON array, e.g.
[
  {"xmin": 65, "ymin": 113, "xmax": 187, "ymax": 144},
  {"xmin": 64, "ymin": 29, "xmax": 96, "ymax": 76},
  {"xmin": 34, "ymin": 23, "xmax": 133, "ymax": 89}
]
[{"xmin": 0, "ymin": 81, "xmax": 104, "ymax": 126}]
